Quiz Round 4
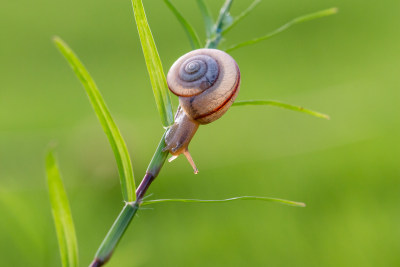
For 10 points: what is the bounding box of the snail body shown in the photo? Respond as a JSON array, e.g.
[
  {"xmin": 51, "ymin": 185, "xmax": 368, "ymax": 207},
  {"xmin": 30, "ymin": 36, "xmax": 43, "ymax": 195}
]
[{"xmin": 164, "ymin": 49, "xmax": 240, "ymax": 173}]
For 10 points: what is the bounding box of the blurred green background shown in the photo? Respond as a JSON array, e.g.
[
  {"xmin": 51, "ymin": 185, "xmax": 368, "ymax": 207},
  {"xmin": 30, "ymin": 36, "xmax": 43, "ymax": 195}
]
[{"xmin": 1, "ymin": 0, "xmax": 400, "ymax": 266}]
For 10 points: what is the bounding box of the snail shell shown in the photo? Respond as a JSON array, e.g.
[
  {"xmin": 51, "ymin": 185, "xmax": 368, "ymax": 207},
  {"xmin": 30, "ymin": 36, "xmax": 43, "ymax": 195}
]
[
  {"xmin": 167, "ymin": 48, "xmax": 240, "ymax": 124},
  {"xmin": 164, "ymin": 49, "xmax": 241, "ymax": 173}
]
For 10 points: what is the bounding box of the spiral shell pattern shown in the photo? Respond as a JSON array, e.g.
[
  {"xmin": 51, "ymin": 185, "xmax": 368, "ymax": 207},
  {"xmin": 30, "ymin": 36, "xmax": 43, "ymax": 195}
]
[{"xmin": 167, "ymin": 49, "xmax": 240, "ymax": 124}]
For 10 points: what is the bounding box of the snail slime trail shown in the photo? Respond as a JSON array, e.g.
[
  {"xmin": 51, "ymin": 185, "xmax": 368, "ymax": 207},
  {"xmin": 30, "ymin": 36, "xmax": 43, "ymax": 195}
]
[{"xmin": 163, "ymin": 49, "xmax": 240, "ymax": 173}]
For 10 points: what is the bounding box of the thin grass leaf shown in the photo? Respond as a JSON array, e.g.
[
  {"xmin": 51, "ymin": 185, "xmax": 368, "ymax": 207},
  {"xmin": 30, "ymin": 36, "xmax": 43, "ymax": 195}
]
[
  {"xmin": 46, "ymin": 150, "xmax": 79, "ymax": 267},
  {"xmin": 196, "ymin": 0, "xmax": 214, "ymax": 39},
  {"xmin": 131, "ymin": 0, "xmax": 174, "ymax": 127},
  {"xmin": 163, "ymin": 0, "xmax": 202, "ymax": 49},
  {"xmin": 214, "ymin": 0, "xmax": 234, "ymax": 33},
  {"xmin": 206, "ymin": 0, "xmax": 234, "ymax": 48},
  {"xmin": 226, "ymin": 7, "xmax": 338, "ymax": 52},
  {"xmin": 53, "ymin": 37, "xmax": 136, "ymax": 202},
  {"xmin": 222, "ymin": 0, "xmax": 261, "ymax": 35},
  {"xmin": 233, "ymin": 100, "xmax": 330, "ymax": 119},
  {"xmin": 142, "ymin": 196, "xmax": 306, "ymax": 207}
]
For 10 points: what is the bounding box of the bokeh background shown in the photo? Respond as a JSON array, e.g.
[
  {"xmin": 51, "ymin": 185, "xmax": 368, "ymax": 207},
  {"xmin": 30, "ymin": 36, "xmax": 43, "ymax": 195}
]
[{"xmin": 1, "ymin": 0, "xmax": 400, "ymax": 266}]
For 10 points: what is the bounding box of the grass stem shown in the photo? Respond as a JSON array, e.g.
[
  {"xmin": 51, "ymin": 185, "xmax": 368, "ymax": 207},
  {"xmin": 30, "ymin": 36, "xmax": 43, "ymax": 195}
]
[
  {"xmin": 90, "ymin": 132, "xmax": 168, "ymax": 266},
  {"xmin": 205, "ymin": 0, "xmax": 234, "ymax": 48},
  {"xmin": 90, "ymin": 203, "xmax": 139, "ymax": 267}
]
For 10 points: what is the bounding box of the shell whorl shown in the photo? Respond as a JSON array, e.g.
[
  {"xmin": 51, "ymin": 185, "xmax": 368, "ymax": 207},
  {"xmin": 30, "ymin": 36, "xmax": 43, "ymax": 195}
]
[{"xmin": 167, "ymin": 49, "xmax": 240, "ymax": 124}]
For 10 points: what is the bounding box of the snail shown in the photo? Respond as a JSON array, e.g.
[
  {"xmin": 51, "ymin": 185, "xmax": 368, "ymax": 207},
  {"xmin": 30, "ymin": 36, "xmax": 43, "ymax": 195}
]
[{"xmin": 163, "ymin": 48, "xmax": 240, "ymax": 173}]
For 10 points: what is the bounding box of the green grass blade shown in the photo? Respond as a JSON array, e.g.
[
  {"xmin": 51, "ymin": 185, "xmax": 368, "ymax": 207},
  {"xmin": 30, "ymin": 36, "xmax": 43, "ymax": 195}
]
[
  {"xmin": 53, "ymin": 37, "xmax": 136, "ymax": 202},
  {"xmin": 222, "ymin": 0, "xmax": 261, "ymax": 35},
  {"xmin": 164, "ymin": 0, "xmax": 202, "ymax": 49},
  {"xmin": 206, "ymin": 0, "xmax": 234, "ymax": 48},
  {"xmin": 226, "ymin": 7, "xmax": 338, "ymax": 52},
  {"xmin": 233, "ymin": 100, "xmax": 330, "ymax": 119},
  {"xmin": 214, "ymin": 0, "xmax": 234, "ymax": 33},
  {"xmin": 142, "ymin": 196, "xmax": 306, "ymax": 207},
  {"xmin": 46, "ymin": 150, "xmax": 79, "ymax": 267},
  {"xmin": 196, "ymin": 0, "xmax": 214, "ymax": 39},
  {"xmin": 131, "ymin": 0, "xmax": 174, "ymax": 128}
]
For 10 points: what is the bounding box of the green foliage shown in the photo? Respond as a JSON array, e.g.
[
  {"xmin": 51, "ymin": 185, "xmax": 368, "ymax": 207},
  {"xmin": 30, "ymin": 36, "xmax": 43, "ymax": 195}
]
[
  {"xmin": 226, "ymin": 7, "xmax": 338, "ymax": 52},
  {"xmin": 53, "ymin": 37, "xmax": 136, "ymax": 202},
  {"xmin": 48, "ymin": 1, "xmax": 338, "ymax": 266},
  {"xmin": 164, "ymin": 0, "xmax": 202, "ymax": 49},
  {"xmin": 142, "ymin": 196, "xmax": 306, "ymax": 207},
  {"xmin": 233, "ymin": 100, "xmax": 330, "ymax": 120},
  {"xmin": 206, "ymin": 0, "xmax": 234, "ymax": 48},
  {"xmin": 214, "ymin": 0, "xmax": 234, "ymax": 33},
  {"xmin": 131, "ymin": 0, "xmax": 174, "ymax": 128},
  {"xmin": 46, "ymin": 151, "xmax": 79, "ymax": 267},
  {"xmin": 3, "ymin": 0, "xmax": 399, "ymax": 265},
  {"xmin": 222, "ymin": 0, "xmax": 261, "ymax": 35},
  {"xmin": 196, "ymin": 0, "xmax": 214, "ymax": 39}
]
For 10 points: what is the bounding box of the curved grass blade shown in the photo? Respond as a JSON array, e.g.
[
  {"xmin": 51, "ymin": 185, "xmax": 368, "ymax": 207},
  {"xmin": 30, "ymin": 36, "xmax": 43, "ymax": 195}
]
[
  {"xmin": 142, "ymin": 196, "xmax": 305, "ymax": 207},
  {"xmin": 196, "ymin": 0, "xmax": 214, "ymax": 39},
  {"xmin": 233, "ymin": 100, "xmax": 330, "ymax": 120},
  {"xmin": 222, "ymin": 0, "xmax": 261, "ymax": 35},
  {"xmin": 226, "ymin": 7, "xmax": 338, "ymax": 52},
  {"xmin": 131, "ymin": 0, "xmax": 174, "ymax": 128},
  {"xmin": 53, "ymin": 37, "xmax": 136, "ymax": 202},
  {"xmin": 164, "ymin": 0, "xmax": 201, "ymax": 50},
  {"xmin": 46, "ymin": 150, "xmax": 79, "ymax": 267}
]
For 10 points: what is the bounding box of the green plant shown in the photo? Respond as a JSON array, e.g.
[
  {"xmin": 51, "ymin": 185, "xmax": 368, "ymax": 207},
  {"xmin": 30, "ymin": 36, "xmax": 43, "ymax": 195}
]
[{"xmin": 47, "ymin": 0, "xmax": 337, "ymax": 266}]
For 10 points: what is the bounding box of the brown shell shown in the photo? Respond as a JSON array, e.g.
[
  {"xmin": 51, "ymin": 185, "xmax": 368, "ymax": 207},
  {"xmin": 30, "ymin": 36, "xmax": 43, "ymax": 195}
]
[{"xmin": 167, "ymin": 49, "xmax": 240, "ymax": 124}]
